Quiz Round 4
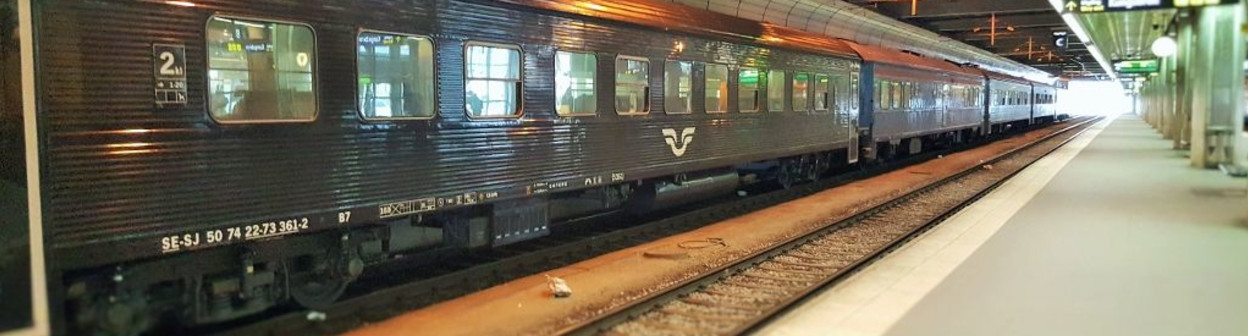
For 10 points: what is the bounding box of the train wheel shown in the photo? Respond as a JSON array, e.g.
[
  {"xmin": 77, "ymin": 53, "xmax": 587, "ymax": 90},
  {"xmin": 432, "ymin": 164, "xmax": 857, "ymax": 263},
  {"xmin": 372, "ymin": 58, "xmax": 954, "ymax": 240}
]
[
  {"xmin": 776, "ymin": 158, "xmax": 802, "ymax": 189},
  {"xmin": 285, "ymin": 245, "xmax": 361, "ymax": 309},
  {"xmin": 806, "ymin": 154, "xmax": 824, "ymax": 181},
  {"xmin": 289, "ymin": 273, "xmax": 349, "ymax": 309}
]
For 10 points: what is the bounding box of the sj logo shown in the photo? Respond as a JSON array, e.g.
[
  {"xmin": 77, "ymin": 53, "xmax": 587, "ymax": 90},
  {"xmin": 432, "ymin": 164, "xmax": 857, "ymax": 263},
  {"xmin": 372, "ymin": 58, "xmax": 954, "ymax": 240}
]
[{"xmin": 661, "ymin": 127, "xmax": 696, "ymax": 157}]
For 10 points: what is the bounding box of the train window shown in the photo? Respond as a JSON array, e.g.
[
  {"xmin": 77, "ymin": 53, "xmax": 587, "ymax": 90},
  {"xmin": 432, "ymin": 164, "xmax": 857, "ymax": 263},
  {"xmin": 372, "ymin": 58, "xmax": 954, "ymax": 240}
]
[
  {"xmin": 832, "ymin": 74, "xmax": 850, "ymax": 112},
  {"xmin": 738, "ymin": 67, "xmax": 760, "ymax": 112},
  {"xmin": 792, "ymin": 73, "xmax": 811, "ymax": 112},
  {"xmin": 357, "ymin": 31, "xmax": 435, "ymax": 120},
  {"xmin": 876, "ymin": 81, "xmax": 887, "ymax": 110},
  {"xmin": 465, "ymin": 43, "xmax": 522, "ymax": 117},
  {"xmin": 766, "ymin": 70, "xmax": 786, "ymax": 112},
  {"xmin": 891, "ymin": 82, "xmax": 902, "ymax": 110},
  {"xmin": 616, "ymin": 56, "xmax": 650, "ymax": 115},
  {"xmin": 899, "ymin": 82, "xmax": 911, "ymax": 110},
  {"xmin": 814, "ymin": 74, "xmax": 830, "ymax": 111},
  {"xmin": 705, "ymin": 64, "xmax": 729, "ymax": 113},
  {"xmin": 664, "ymin": 61, "xmax": 693, "ymax": 114},
  {"xmin": 207, "ymin": 17, "xmax": 316, "ymax": 123},
  {"xmin": 555, "ymin": 51, "xmax": 597, "ymax": 116}
]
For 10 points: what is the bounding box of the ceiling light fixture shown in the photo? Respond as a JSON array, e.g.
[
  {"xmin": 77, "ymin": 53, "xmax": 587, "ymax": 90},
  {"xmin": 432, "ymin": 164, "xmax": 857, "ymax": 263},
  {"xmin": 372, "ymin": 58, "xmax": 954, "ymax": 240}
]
[{"xmin": 1151, "ymin": 36, "xmax": 1177, "ymax": 57}]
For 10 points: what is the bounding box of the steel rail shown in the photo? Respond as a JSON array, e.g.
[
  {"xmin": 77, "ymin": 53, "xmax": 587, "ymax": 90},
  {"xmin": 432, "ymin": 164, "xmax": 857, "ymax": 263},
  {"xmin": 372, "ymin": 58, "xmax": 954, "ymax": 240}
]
[{"xmin": 561, "ymin": 116, "xmax": 1101, "ymax": 336}]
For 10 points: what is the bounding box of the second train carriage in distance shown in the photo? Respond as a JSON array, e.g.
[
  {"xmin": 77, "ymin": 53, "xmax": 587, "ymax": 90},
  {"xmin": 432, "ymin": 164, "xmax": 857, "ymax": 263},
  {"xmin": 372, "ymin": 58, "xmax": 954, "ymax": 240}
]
[
  {"xmin": 1031, "ymin": 81, "xmax": 1061, "ymax": 123},
  {"xmin": 983, "ymin": 70, "xmax": 1038, "ymax": 132},
  {"xmin": 845, "ymin": 41, "xmax": 989, "ymax": 159}
]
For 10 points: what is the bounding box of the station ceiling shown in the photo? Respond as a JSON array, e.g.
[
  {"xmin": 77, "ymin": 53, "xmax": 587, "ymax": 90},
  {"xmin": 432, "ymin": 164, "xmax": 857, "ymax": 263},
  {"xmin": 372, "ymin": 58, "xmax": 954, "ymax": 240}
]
[{"xmin": 845, "ymin": 0, "xmax": 1108, "ymax": 79}]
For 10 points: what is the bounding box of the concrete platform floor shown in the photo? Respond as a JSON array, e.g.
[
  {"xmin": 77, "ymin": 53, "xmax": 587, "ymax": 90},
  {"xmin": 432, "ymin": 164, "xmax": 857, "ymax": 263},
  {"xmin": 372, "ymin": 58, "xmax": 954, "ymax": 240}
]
[{"xmin": 755, "ymin": 114, "xmax": 1248, "ymax": 336}]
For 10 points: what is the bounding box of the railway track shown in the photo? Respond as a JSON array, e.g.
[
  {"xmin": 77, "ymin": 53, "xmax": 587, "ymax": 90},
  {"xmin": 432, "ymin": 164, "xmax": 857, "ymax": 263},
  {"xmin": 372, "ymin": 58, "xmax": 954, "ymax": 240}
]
[
  {"xmin": 562, "ymin": 117, "xmax": 1099, "ymax": 336},
  {"xmin": 214, "ymin": 118, "xmax": 1092, "ymax": 336}
]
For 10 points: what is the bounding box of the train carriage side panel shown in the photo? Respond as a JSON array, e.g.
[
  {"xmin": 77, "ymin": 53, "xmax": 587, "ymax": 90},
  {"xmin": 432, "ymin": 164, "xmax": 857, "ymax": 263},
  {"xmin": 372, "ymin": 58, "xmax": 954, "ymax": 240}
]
[
  {"xmin": 32, "ymin": 0, "xmax": 872, "ymax": 332},
  {"xmin": 982, "ymin": 70, "xmax": 1033, "ymax": 127},
  {"xmin": 1031, "ymin": 82, "xmax": 1058, "ymax": 122},
  {"xmin": 36, "ymin": 0, "xmax": 862, "ymax": 273}
]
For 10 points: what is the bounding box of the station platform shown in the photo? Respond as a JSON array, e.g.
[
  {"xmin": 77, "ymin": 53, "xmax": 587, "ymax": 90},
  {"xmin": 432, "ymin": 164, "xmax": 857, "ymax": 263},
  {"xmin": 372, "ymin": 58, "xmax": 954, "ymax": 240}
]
[{"xmin": 755, "ymin": 114, "xmax": 1248, "ymax": 336}]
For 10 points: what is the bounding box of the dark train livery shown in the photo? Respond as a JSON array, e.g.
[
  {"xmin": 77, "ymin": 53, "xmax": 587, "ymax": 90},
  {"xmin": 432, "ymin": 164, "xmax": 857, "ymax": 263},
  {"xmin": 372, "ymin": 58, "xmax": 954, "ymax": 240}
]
[{"xmin": 0, "ymin": 0, "xmax": 1062, "ymax": 334}]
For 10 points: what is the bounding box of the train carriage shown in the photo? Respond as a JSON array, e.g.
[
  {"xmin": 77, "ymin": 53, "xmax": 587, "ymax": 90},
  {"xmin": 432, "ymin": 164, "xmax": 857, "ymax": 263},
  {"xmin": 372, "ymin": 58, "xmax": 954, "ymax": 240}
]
[
  {"xmin": 0, "ymin": 0, "xmax": 1068, "ymax": 334},
  {"xmin": 848, "ymin": 41, "xmax": 986, "ymax": 158},
  {"xmin": 1031, "ymin": 81, "xmax": 1060, "ymax": 123},
  {"xmin": 983, "ymin": 71, "xmax": 1035, "ymax": 131},
  {"xmin": 10, "ymin": 0, "xmax": 869, "ymax": 333}
]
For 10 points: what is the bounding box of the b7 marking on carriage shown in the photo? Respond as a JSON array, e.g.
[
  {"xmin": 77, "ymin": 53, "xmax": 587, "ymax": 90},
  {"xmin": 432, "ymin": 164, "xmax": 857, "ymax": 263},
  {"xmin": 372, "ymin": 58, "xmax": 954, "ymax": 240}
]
[{"xmin": 662, "ymin": 127, "xmax": 696, "ymax": 157}]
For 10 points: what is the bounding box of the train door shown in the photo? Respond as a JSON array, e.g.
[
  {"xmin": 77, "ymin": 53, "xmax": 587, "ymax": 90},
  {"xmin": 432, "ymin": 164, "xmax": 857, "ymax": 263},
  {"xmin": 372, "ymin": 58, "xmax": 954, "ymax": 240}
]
[
  {"xmin": 1, "ymin": 0, "xmax": 48, "ymax": 335},
  {"xmin": 857, "ymin": 64, "xmax": 874, "ymax": 161},
  {"xmin": 980, "ymin": 76, "xmax": 992, "ymax": 135},
  {"xmin": 848, "ymin": 71, "xmax": 860, "ymax": 163},
  {"xmin": 1028, "ymin": 83, "xmax": 1037, "ymax": 125}
]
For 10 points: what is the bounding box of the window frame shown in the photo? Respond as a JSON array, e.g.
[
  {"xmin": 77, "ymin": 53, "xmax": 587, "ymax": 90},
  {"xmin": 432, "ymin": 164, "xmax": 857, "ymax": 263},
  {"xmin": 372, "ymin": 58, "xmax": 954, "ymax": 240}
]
[
  {"xmin": 462, "ymin": 41, "xmax": 525, "ymax": 119},
  {"xmin": 354, "ymin": 29, "xmax": 437, "ymax": 122},
  {"xmin": 766, "ymin": 69, "xmax": 787, "ymax": 113},
  {"xmin": 814, "ymin": 73, "xmax": 831, "ymax": 112},
  {"xmin": 205, "ymin": 15, "xmax": 320, "ymax": 125},
  {"xmin": 737, "ymin": 66, "xmax": 761, "ymax": 113},
  {"xmin": 663, "ymin": 60, "xmax": 694, "ymax": 115},
  {"xmin": 614, "ymin": 55, "xmax": 651, "ymax": 116},
  {"xmin": 791, "ymin": 72, "xmax": 812, "ymax": 112},
  {"xmin": 704, "ymin": 63, "xmax": 729, "ymax": 114},
  {"xmin": 553, "ymin": 49, "xmax": 599, "ymax": 117}
]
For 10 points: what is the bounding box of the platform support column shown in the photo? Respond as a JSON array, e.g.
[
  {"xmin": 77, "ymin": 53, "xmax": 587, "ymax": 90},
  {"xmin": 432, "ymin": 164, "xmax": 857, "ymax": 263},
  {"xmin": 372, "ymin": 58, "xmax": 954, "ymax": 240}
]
[
  {"xmin": 1187, "ymin": 4, "xmax": 1245, "ymax": 169},
  {"xmin": 1173, "ymin": 14, "xmax": 1194, "ymax": 150},
  {"xmin": 1160, "ymin": 53, "xmax": 1175, "ymax": 140}
]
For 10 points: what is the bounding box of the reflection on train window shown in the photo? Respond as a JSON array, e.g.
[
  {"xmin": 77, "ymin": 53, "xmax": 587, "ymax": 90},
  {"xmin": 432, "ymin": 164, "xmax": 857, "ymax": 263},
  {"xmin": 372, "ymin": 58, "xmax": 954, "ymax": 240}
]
[
  {"xmin": 465, "ymin": 44, "xmax": 522, "ymax": 117},
  {"xmin": 874, "ymin": 81, "xmax": 884, "ymax": 110},
  {"xmin": 831, "ymin": 74, "xmax": 847, "ymax": 112},
  {"xmin": 897, "ymin": 82, "xmax": 908, "ymax": 110},
  {"xmin": 556, "ymin": 51, "xmax": 597, "ymax": 116},
  {"xmin": 664, "ymin": 61, "xmax": 692, "ymax": 114},
  {"xmin": 705, "ymin": 64, "xmax": 728, "ymax": 113},
  {"xmin": 792, "ymin": 73, "xmax": 810, "ymax": 112},
  {"xmin": 893, "ymin": 82, "xmax": 903, "ymax": 109},
  {"xmin": 767, "ymin": 70, "xmax": 785, "ymax": 112},
  {"xmin": 207, "ymin": 17, "xmax": 316, "ymax": 123},
  {"xmin": 814, "ymin": 74, "xmax": 830, "ymax": 111},
  {"xmin": 357, "ymin": 32, "xmax": 434, "ymax": 120},
  {"xmin": 616, "ymin": 56, "xmax": 649, "ymax": 114},
  {"xmin": 738, "ymin": 67, "xmax": 759, "ymax": 112}
]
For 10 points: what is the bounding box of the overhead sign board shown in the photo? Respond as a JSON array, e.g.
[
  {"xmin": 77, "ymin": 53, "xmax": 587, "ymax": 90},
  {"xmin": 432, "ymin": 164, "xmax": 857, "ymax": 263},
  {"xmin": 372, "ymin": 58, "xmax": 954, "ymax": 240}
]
[
  {"xmin": 1113, "ymin": 59, "xmax": 1160, "ymax": 74},
  {"xmin": 1063, "ymin": 0, "xmax": 1240, "ymax": 14},
  {"xmin": 1053, "ymin": 31, "xmax": 1070, "ymax": 51}
]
